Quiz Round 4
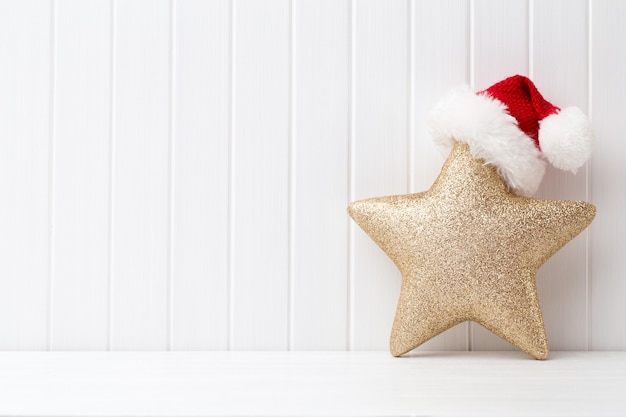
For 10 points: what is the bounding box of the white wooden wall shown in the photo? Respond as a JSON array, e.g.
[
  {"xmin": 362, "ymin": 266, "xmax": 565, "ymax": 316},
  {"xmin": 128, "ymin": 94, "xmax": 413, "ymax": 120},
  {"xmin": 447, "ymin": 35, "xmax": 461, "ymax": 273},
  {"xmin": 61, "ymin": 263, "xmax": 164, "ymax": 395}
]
[{"xmin": 0, "ymin": 0, "xmax": 624, "ymax": 352}]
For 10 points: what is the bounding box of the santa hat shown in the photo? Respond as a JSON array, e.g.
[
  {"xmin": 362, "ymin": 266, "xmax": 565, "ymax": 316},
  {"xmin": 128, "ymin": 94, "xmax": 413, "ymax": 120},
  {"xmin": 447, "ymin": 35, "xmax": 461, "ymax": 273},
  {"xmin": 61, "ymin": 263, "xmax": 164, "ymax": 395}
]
[{"xmin": 428, "ymin": 75, "xmax": 593, "ymax": 196}]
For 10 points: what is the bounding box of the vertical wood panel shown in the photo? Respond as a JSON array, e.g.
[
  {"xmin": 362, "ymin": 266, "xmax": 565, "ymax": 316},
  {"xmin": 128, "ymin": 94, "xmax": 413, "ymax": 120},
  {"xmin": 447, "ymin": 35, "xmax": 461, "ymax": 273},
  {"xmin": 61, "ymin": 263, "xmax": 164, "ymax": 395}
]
[
  {"xmin": 111, "ymin": 0, "xmax": 171, "ymax": 350},
  {"xmin": 231, "ymin": 0, "xmax": 290, "ymax": 350},
  {"xmin": 532, "ymin": 0, "xmax": 589, "ymax": 351},
  {"xmin": 291, "ymin": 0, "xmax": 349, "ymax": 350},
  {"xmin": 51, "ymin": 0, "xmax": 111, "ymax": 350},
  {"xmin": 170, "ymin": 0, "xmax": 230, "ymax": 350},
  {"xmin": 412, "ymin": 0, "xmax": 470, "ymax": 351},
  {"xmin": 471, "ymin": 0, "xmax": 529, "ymax": 351},
  {"xmin": 473, "ymin": 0, "xmax": 529, "ymax": 85},
  {"xmin": 0, "ymin": 0, "xmax": 625, "ymax": 353},
  {"xmin": 0, "ymin": 1, "xmax": 51, "ymax": 350},
  {"xmin": 590, "ymin": 0, "xmax": 626, "ymax": 350},
  {"xmin": 352, "ymin": 0, "xmax": 408, "ymax": 350}
]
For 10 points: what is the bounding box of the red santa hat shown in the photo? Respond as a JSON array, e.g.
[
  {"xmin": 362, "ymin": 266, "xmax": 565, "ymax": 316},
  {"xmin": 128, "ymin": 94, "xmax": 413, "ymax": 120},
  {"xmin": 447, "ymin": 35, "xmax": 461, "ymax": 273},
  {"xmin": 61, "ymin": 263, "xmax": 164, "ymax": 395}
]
[{"xmin": 428, "ymin": 75, "xmax": 593, "ymax": 196}]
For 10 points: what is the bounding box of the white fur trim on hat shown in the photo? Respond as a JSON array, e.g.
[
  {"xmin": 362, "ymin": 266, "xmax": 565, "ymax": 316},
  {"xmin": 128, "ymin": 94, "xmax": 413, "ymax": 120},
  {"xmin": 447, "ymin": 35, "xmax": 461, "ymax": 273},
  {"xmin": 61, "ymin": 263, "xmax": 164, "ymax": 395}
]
[
  {"xmin": 428, "ymin": 85, "xmax": 546, "ymax": 197},
  {"xmin": 539, "ymin": 106, "xmax": 593, "ymax": 173}
]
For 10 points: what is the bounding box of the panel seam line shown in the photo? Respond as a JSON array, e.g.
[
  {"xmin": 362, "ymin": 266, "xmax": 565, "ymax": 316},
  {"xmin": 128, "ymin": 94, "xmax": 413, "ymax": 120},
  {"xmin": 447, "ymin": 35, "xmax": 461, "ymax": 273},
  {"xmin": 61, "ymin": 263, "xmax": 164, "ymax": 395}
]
[
  {"xmin": 586, "ymin": 0, "xmax": 593, "ymax": 351},
  {"xmin": 407, "ymin": 0, "xmax": 414, "ymax": 194},
  {"xmin": 287, "ymin": 0, "xmax": 295, "ymax": 352},
  {"xmin": 47, "ymin": 0, "xmax": 58, "ymax": 352},
  {"xmin": 107, "ymin": 0, "xmax": 117, "ymax": 352},
  {"xmin": 347, "ymin": 0, "xmax": 356, "ymax": 352},
  {"xmin": 467, "ymin": 0, "xmax": 475, "ymax": 352},
  {"xmin": 167, "ymin": 0, "xmax": 177, "ymax": 352},
  {"xmin": 528, "ymin": 0, "xmax": 534, "ymax": 78},
  {"xmin": 226, "ymin": 0, "xmax": 236, "ymax": 351}
]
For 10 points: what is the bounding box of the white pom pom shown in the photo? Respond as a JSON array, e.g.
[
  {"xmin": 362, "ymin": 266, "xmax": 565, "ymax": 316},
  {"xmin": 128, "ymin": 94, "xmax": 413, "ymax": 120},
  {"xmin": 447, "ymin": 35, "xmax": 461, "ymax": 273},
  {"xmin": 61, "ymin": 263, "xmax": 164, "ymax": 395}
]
[{"xmin": 539, "ymin": 107, "xmax": 593, "ymax": 173}]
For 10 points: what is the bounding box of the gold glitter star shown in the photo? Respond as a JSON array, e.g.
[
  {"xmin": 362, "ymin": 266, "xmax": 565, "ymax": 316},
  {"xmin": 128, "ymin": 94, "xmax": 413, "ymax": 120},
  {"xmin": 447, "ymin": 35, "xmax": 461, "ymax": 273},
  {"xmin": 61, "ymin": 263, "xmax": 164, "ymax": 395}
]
[{"xmin": 348, "ymin": 143, "xmax": 596, "ymax": 360}]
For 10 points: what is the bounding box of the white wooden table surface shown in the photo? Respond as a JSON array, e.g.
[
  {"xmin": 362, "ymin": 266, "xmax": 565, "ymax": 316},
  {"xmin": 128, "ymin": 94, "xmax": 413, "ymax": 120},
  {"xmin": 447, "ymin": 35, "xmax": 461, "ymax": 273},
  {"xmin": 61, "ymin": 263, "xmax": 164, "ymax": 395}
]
[{"xmin": 0, "ymin": 351, "xmax": 624, "ymax": 417}]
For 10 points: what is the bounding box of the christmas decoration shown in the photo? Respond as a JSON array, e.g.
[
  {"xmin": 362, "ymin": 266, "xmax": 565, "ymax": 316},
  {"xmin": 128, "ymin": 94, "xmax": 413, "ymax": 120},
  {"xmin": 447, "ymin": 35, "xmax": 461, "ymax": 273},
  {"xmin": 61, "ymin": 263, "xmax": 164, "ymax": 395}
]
[
  {"xmin": 348, "ymin": 75, "xmax": 596, "ymax": 359},
  {"xmin": 429, "ymin": 75, "xmax": 593, "ymax": 196}
]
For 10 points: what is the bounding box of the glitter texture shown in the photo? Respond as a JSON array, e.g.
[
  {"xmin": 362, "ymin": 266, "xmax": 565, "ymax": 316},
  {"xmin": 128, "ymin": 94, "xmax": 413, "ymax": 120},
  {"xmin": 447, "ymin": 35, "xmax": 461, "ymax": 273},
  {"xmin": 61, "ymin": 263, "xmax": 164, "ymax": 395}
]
[{"xmin": 348, "ymin": 143, "xmax": 596, "ymax": 360}]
